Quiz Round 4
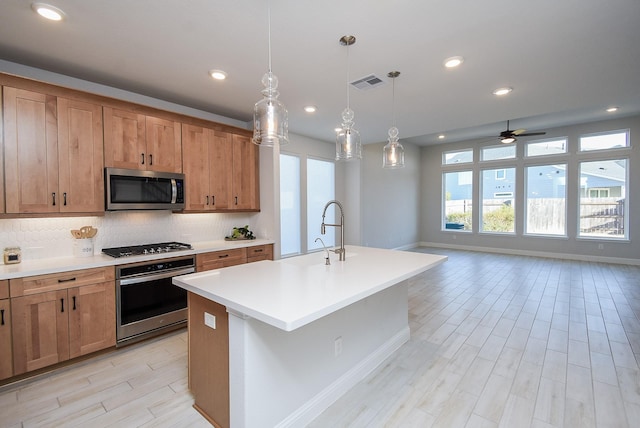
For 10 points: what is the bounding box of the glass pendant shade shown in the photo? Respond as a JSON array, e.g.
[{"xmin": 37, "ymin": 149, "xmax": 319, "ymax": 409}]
[
  {"xmin": 383, "ymin": 126, "xmax": 405, "ymax": 168},
  {"xmin": 336, "ymin": 107, "xmax": 361, "ymax": 160},
  {"xmin": 382, "ymin": 70, "xmax": 405, "ymax": 168},
  {"xmin": 253, "ymin": 71, "xmax": 289, "ymax": 146}
]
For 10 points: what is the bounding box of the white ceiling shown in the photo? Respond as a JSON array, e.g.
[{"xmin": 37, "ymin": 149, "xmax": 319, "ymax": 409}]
[{"xmin": 1, "ymin": 0, "xmax": 639, "ymax": 146}]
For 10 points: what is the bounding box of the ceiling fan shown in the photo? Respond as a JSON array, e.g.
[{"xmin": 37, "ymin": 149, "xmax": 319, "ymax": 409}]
[{"xmin": 498, "ymin": 120, "xmax": 546, "ymax": 143}]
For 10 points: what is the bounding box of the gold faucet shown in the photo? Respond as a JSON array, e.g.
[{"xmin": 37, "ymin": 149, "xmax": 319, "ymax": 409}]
[{"xmin": 321, "ymin": 200, "xmax": 345, "ymax": 261}]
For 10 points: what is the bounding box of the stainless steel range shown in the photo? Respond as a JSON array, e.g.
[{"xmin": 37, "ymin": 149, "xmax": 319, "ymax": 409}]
[{"xmin": 103, "ymin": 242, "xmax": 194, "ymax": 346}]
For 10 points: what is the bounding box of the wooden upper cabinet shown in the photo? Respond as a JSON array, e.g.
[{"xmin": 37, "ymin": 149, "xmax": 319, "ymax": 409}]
[
  {"xmin": 104, "ymin": 107, "xmax": 182, "ymax": 173},
  {"xmin": 231, "ymin": 133, "xmax": 260, "ymax": 211},
  {"xmin": 146, "ymin": 116, "xmax": 182, "ymax": 173},
  {"xmin": 4, "ymin": 87, "xmax": 59, "ymax": 213},
  {"xmin": 57, "ymin": 97, "xmax": 105, "ymax": 212},
  {"xmin": 182, "ymin": 126, "xmax": 235, "ymax": 212},
  {"xmin": 103, "ymin": 107, "xmax": 146, "ymax": 170}
]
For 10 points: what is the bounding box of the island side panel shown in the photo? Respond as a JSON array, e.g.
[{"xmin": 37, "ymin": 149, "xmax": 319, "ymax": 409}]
[
  {"xmin": 188, "ymin": 292, "xmax": 230, "ymax": 428},
  {"xmin": 229, "ymin": 282, "xmax": 410, "ymax": 428}
]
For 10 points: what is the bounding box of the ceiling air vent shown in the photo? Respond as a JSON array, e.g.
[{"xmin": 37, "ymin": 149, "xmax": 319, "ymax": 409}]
[{"xmin": 350, "ymin": 74, "xmax": 386, "ymax": 91}]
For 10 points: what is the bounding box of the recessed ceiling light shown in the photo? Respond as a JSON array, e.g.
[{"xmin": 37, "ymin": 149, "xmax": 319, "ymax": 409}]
[
  {"xmin": 443, "ymin": 56, "xmax": 464, "ymax": 68},
  {"xmin": 492, "ymin": 87, "xmax": 513, "ymax": 96},
  {"xmin": 438, "ymin": 134, "xmax": 445, "ymax": 139},
  {"xmin": 209, "ymin": 70, "xmax": 227, "ymax": 80},
  {"xmin": 304, "ymin": 105, "xmax": 317, "ymax": 113},
  {"xmin": 32, "ymin": 3, "xmax": 65, "ymax": 21},
  {"xmin": 606, "ymin": 106, "xmax": 619, "ymax": 113}
]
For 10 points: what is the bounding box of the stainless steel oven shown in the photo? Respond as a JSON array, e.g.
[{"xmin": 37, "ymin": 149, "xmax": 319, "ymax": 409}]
[{"xmin": 115, "ymin": 255, "xmax": 195, "ymax": 346}]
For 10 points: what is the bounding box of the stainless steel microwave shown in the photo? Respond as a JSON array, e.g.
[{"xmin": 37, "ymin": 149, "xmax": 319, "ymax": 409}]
[{"xmin": 105, "ymin": 168, "xmax": 185, "ymax": 210}]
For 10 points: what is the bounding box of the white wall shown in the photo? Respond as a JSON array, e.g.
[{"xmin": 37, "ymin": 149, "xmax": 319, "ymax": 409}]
[
  {"xmin": 359, "ymin": 142, "xmax": 421, "ymax": 250},
  {"xmin": 420, "ymin": 115, "xmax": 640, "ymax": 264}
]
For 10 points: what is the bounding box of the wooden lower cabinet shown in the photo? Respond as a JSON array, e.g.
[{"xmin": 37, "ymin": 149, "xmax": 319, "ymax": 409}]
[
  {"xmin": 188, "ymin": 292, "xmax": 230, "ymax": 428},
  {"xmin": 11, "ymin": 289, "xmax": 70, "ymax": 375},
  {"xmin": 196, "ymin": 248, "xmax": 247, "ymax": 272},
  {"xmin": 0, "ymin": 280, "xmax": 12, "ymax": 380},
  {"xmin": 247, "ymin": 244, "xmax": 274, "ymax": 263},
  {"xmin": 9, "ymin": 267, "xmax": 116, "ymax": 376}
]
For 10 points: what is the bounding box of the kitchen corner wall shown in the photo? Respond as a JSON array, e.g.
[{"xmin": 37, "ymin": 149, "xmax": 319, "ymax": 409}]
[{"xmin": 0, "ymin": 212, "xmax": 257, "ymax": 261}]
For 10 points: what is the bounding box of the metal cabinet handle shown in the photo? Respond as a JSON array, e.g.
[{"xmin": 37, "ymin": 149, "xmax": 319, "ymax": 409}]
[
  {"xmin": 149, "ymin": 154, "xmax": 153, "ymax": 165},
  {"xmin": 206, "ymin": 195, "xmax": 209, "ymax": 205},
  {"xmin": 1, "ymin": 309, "xmax": 4, "ymax": 326},
  {"xmin": 254, "ymin": 249, "xmax": 263, "ymax": 253},
  {"xmin": 141, "ymin": 153, "xmax": 145, "ymax": 165},
  {"xmin": 72, "ymin": 295, "xmax": 77, "ymax": 310},
  {"xmin": 218, "ymin": 254, "xmax": 229, "ymax": 258},
  {"xmin": 60, "ymin": 298, "xmax": 64, "ymax": 313},
  {"xmin": 63, "ymin": 192, "xmax": 67, "ymax": 206},
  {"xmin": 52, "ymin": 192, "xmax": 56, "ymax": 206},
  {"xmin": 212, "ymin": 195, "xmax": 215, "ymax": 205},
  {"xmin": 235, "ymin": 196, "xmax": 238, "ymax": 205},
  {"xmin": 58, "ymin": 277, "xmax": 76, "ymax": 283}
]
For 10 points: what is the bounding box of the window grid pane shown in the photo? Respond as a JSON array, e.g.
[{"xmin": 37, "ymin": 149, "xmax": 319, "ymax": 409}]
[
  {"xmin": 526, "ymin": 138, "xmax": 567, "ymax": 157},
  {"xmin": 579, "ymin": 159, "xmax": 627, "ymax": 238},
  {"xmin": 481, "ymin": 167, "xmax": 515, "ymax": 233},
  {"xmin": 279, "ymin": 154, "xmax": 301, "ymax": 256},
  {"xmin": 580, "ymin": 130, "xmax": 628, "ymax": 151},
  {"xmin": 481, "ymin": 145, "xmax": 516, "ymax": 161},
  {"xmin": 525, "ymin": 164, "xmax": 567, "ymax": 236},
  {"xmin": 443, "ymin": 171, "xmax": 472, "ymax": 231},
  {"xmin": 443, "ymin": 149, "xmax": 473, "ymax": 165},
  {"xmin": 307, "ymin": 158, "xmax": 335, "ymax": 250}
]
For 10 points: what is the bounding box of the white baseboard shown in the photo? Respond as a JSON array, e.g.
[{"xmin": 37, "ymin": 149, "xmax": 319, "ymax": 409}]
[
  {"xmin": 276, "ymin": 326, "xmax": 411, "ymax": 428},
  {"xmin": 418, "ymin": 241, "xmax": 640, "ymax": 266}
]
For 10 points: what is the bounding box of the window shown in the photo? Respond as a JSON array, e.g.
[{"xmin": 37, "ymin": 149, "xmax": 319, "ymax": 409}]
[
  {"xmin": 280, "ymin": 154, "xmax": 301, "ymax": 256},
  {"xmin": 443, "ymin": 171, "xmax": 472, "ymax": 231},
  {"xmin": 526, "ymin": 138, "xmax": 567, "ymax": 157},
  {"xmin": 579, "ymin": 159, "xmax": 627, "ymax": 239},
  {"xmin": 481, "ymin": 167, "xmax": 515, "ymax": 233},
  {"xmin": 481, "ymin": 145, "xmax": 516, "ymax": 161},
  {"xmin": 580, "ymin": 130, "xmax": 629, "ymax": 151},
  {"xmin": 307, "ymin": 158, "xmax": 335, "ymax": 251},
  {"xmin": 525, "ymin": 164, "xmax": 567, "ymax": 236},
  {"xmin": 443, "ymin": 149, "xmax": 473, "ymax": 165}
]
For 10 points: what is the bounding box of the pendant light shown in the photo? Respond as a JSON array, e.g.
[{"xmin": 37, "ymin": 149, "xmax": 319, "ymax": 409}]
[
  {"xmin": 383, "ymin": 71, "xmax": 405, "ymax": 168},
  {"xmin": 253, "ymin": 0, "xmax": 289, "ymax": 147},
  {"xmin": 335, "ymin": 35, "xmax": 361, "ymax": 161}
]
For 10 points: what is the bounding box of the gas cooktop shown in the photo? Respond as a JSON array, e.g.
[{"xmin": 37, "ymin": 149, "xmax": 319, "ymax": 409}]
[{"xmin": 102, "ymin": 242, "xmax": 192, "ymax": 258}]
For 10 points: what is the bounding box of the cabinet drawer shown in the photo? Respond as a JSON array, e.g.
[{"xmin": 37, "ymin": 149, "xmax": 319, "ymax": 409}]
[
  {"xmin": 0, "ymin": 280, "xmax": 8, "ymax": 300},
  {"xmin": 197, "ymin": 248, "xmax": 247, "ymax": 272},
  {"xmin": 247, "ymin": 244, "xmax": 273, "ymax": 263},
  {"xmin": 9, "ymin": 267, "xmax": 116, "ymax": 297}
]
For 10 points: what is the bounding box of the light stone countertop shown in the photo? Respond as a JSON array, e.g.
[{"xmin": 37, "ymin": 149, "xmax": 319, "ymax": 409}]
[
  {"xmin": 0, "ymin": 239, "xmax": 274, "ymax": 280},
  {"xmin": 173, "ymin": 245, "xmax": 447, "ymax": 331}
]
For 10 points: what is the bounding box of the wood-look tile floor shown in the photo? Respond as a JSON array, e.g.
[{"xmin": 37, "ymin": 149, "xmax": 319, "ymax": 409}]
[{"xmin": 2, "ymin": 248, "xmax": 640, "ymax": 427}]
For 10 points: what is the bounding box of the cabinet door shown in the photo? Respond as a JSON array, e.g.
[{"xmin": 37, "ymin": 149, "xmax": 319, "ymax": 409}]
[
  {"xmin": 182, "ymin": 124, "xmax": 211, "ymax": 211},
  {"xmin": 0, "ymin": 87, "xmax": 4, "ymax": 213},
  {"xmin": 209, "ymin": 131, "xmax": 233, "ymax": 210},
  {"xmin": 231, "ymin": 134, "xmax": 260, "ymax": 211},
  {"xmin": 4, "ymin": 87, "xmax": 59, "ymax": 213},
  {"xmin": 57, "ymin": 98, "xmax": 105, "ymax": 212},
  {"xmin": 12, "ymin": 290, "xmax": 70, "ymax": 375},
  {"xmin": 103, "ymin": 107, "xmax": 146, "ymax": 170},
  {"xmin": 68, "ymin": 282, "xmax": 116, "ymax": 358},
  {"xmin": 146, "ymin": 116, "xmax": 182, "ymax": 173},
  {"xmin": 0, "ymin": 297, "xmax": 12, "ymax": 380}
]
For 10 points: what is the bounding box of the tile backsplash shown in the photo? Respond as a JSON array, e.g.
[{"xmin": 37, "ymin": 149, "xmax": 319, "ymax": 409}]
[{"xmin": 0, "ymin": 211, "xmax": 261, "ymax": 261}]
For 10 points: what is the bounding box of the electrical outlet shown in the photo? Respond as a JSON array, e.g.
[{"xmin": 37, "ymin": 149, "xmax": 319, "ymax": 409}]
[
  {"xmin": 452, "ymin": 234, "xmax": 457, "ymax": 240},
  {"xmin": 598, "ymin": 243, "xmax": 604, "ymax": 250},
  {"xmin": 334, "ymin": 336, "xmax": 343, "ymax": 357},
  {"xmin": 204, "ymin": 312, "xmax": 216, "ymax": 329}
]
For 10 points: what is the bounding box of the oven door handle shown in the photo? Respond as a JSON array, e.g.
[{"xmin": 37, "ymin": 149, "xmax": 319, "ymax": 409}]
[{"xmin": 118, "ymin": 267, "xmax": 195, "ymax": 286}]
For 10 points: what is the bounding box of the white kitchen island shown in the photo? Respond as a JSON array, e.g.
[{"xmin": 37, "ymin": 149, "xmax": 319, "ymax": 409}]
[{"xmin": 174, "ymin": 245, "xmax": 447, "ymax": 428}]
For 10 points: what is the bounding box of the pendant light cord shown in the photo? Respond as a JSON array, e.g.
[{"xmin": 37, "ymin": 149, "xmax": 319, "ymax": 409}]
[
  {"xmin": 267, "ymin": 0, "xmax": 272, "ymax": 73},
  {"xmin": 392, "ymin": 77, "xmax": 396, "ymax": 127},
  {"xmin": 345, "ymin": 41, "xmax": 350, "ymax": 110}
]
